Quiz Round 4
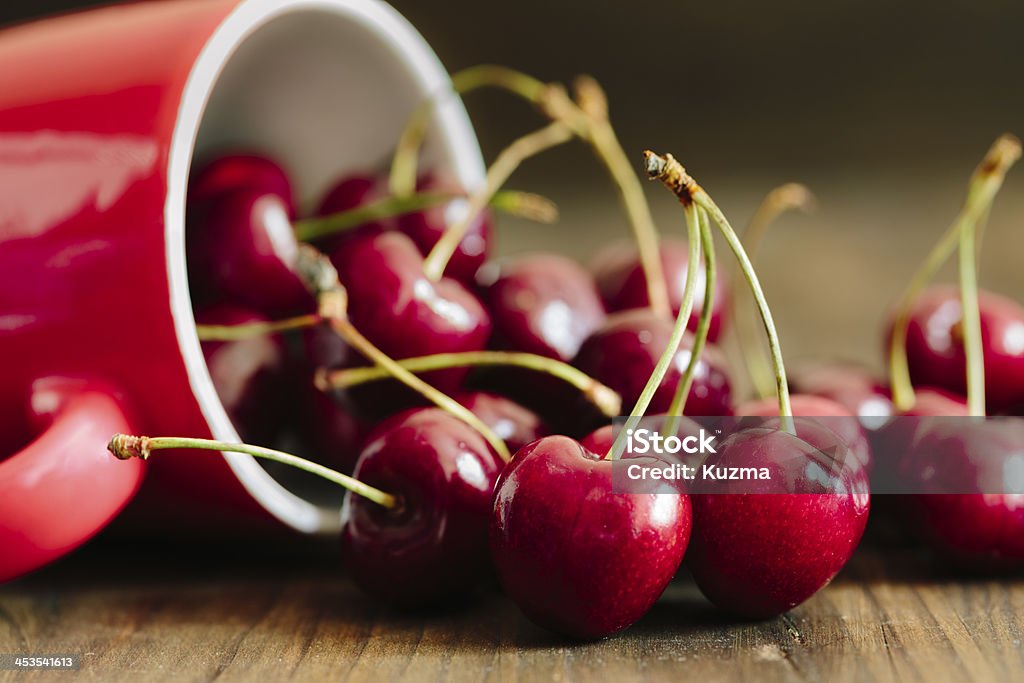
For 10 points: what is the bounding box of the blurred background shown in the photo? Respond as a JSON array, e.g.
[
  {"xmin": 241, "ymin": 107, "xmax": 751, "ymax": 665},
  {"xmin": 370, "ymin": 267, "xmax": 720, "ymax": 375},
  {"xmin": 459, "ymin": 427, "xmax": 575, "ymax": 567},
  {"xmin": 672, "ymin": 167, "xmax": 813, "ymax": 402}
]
[{"xmin": 3, "ymin": 0, "xmax": 1022, "ymax": 368}]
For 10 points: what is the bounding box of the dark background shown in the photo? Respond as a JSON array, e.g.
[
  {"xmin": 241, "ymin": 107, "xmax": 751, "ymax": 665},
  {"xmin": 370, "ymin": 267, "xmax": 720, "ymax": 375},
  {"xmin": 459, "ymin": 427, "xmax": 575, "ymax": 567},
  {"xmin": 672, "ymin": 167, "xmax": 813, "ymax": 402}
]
[{"xmin": 3, "ymin": 0, "xmax": 1023, "ymax": 366}]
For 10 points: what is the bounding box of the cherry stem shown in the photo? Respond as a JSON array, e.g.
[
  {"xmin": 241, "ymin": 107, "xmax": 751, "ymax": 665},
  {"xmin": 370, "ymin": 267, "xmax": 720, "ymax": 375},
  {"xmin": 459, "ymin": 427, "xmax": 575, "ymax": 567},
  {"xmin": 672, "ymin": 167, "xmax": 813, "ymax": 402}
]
[
  {"xmin": 734, "ymin": 183, "xmax": 815, "ymax": 400},
  {"xmin": 958, "ymin": 196, "xmax": 985, "ymax": 418},
  {"xmin": 666, "ymin": 207, "xmax": 716, "ymax": 427},
  {"xmin": 292, "ymin": 190, "xmax": 558, "ymax": 243},
  {"xmin": 645, "ymin": 150, "xmax": 794, "ymax": 431},
  {"xmin": 107, "ymin": 434, "xmax": 397, "ymax": 509},
  {"xmin": 421, "ymin": 121, "xmax": 573, "ymax": 282},
  {"xmin": 607, "ymin": 198, "xmax": 702, "ymax": 461},
  {"xmin": 316, "ymin": 350, "xmax": 622, "ymax": 417},
  {"xmin": 317, "ymin": 288, "xmax": 512, "ymax": 463},
  {"xmin": 392, "ymin": 65, "xmax": 670, "ymax": 317},
  {"xmin": 195, "ymin": 314, "xmax": 321, "ymax": 342},
  {"xmin": 888, "ymin": 134, "xmax": 1021, "ymax": 412}
]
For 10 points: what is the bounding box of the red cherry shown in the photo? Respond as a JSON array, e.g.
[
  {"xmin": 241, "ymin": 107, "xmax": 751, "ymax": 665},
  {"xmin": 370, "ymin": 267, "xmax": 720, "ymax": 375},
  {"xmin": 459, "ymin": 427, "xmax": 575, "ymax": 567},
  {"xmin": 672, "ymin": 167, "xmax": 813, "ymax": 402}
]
[
  {"xmin": 195, "ymin": 304, "xmax": 288, "ymax": 445},
  {"xmin": 788, "ymin": 359, "xmax": 894, "ymax": 432},
  {"xmin": 888, "ymin": 285, "xmax": 1024, "ymax": 413},
  {"xmin": 590, "ymin": 237, "xmax": 727, "ymax": 341},
  {"xmin": 734, "ymin": 395, "xmax": 873, "ymax": 473},
  {"xmin": 189, "ymin": 153, "xmax": 295, "ymax": 215},
  {"xmin": 454, "ymin": 392, "xmax": 548, "ymax": 454},
  {"xmin": 479, "ymin": 253, "xmax": 606, "ymax": 362},
  {"xmin": 398, "ymin": 174, "xmax": 492, "ymax": 285},
  {"xmin": 686, "ymin": 425, "xmax": 869, "ymax": 618},
  {"xmin": 490, "ymin": 435, "xmax": 691, "ymax": 639},
  {"xmin": 341, "ymin": 408, "xmax": 502, "ymax": 606},
  {"xmin": 573, "ymin": 309, "xmax": 732, "ymax": 417},
  {"xmin": 313, "ymin": 173, "xmax": 392, "ymax": 252},
  {"xmin": 187, "ymin": 190, "xmax": 313, "ymax": 316},
  {"xmin": 330, "ymin": 231, "xmax": 491, "ymax": 394}
]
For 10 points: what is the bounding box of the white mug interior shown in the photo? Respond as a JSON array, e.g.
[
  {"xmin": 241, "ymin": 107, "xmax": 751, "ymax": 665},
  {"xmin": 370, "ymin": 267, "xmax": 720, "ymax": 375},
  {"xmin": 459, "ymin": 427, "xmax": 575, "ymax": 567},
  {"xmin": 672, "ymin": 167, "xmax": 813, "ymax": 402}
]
[{"xmin": 164, "ymin": 0, "xmax": 486, "ymax": 534}]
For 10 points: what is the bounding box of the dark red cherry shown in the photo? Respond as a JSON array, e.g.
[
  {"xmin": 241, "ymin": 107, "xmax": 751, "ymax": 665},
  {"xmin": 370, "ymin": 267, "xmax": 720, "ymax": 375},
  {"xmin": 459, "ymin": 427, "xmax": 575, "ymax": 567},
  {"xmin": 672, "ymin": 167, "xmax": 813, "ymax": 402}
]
[
  {"xmin": 187, "ymin": 190, "xmax": 313, "ymax": 316},
  {"xmin": 454, "ymin": 392, "xmax": 548, "ymax": 453},
  {"xmin": 297, "ymin": 387, "xmax": 366, "ymax": 474},
  {"xmin": 189, "ymin": 153, "xmax": 295, "ymax": 215},
  {"xmin": 573, "ymin": 309, "xmax": 732, "ymax": 417},
  {"xmin": 195, "ymin": 304, "xmax": 288, "ymax": 445},
  {"xmin": 686, "ymin": 424, "xmax": 870, "ymax": 618},
  {"xmin": 900, "ymin": 417, "xmax": 1024, "ymax": 566},
  {"xmin": 735, "ymin": 395, "xmax": 873, "ymax": 473},
  {"xmin": 590, "ymin": 237, "xmax": 727, "ymax": 341},
  {"xmin": 398, "ymin": 174, "xmax": 492, "ymax": 285},
  {"xmin": 490, "ymin": 435, "xmax": 691, "ymax": 639},
  {"xmin": 888, "ymin": 285, "xmax": 1024, "ymax": 413},
  {"xmin": 341, "ymin": 407, "xmax": 502, "ymax": 606},
  {"xmin": 788, "ymin": 359, "xmax": 894, "ymax": 432},
  {"xmin": 478, "ymin": 253, "xmax": 606, "ymax": 362},
  {"xmin": 314, "ymin": 173, "xmax": 393, "ymax": 251},
  {"xmin": 330, "ymin": 231, "xmax": 491, "ymax": 394}
]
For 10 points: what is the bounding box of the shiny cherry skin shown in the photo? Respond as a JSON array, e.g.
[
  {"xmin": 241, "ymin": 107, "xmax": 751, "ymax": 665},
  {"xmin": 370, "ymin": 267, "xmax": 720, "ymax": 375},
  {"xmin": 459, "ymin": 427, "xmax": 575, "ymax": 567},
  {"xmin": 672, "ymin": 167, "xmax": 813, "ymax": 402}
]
[
  {"xmin": 490, "ymin": 435, "xmax": 691, "ymax": 639},
  {"xmin": 478, "ymin": 253, "xmax": 606, "ymax": 362},
  {"xmin": 590, "ymin": 237, "xmax": 727, "ymax": 341},
  {"xmin": 573, "ymin": 309, "xmax": 733, "ymax": 417},
  {"xmin": 195, "ymin": 304, "xmax": 288, "ymax": 445},
  {"xmin": 341, "ymin": 407, "xmax": 502, "ymax": 607},
  {"xmin": 686, "ymin": 424, "xmax": 870, "ymax": 619},
  {"xmin": 788, "ymin": 359, "xmax": 894, "ymax": 432},
  {"xmin": 189, "ymin": 153, "xmax": 295, "ymax": 215},
  {"xmin": 330, "ymin": 231, "xmax": 491, "ymax": 394},
  {"xmin": 734, "ymin": 395, "xmax": 873, "ymax": 473},
  {"xmin": 454, "ymin": 392, "xmax": 548, "ymax": 454},
  {"xmin": 398, "ymin": 174, "xmax": 492, "ymax": 285},
  {"xmin": 187, "ymin": 189, "xmax": 313, "ymax": 316},
  {"xmin": 900, "ymin": 417, "xmax": 1024, "ymax": 567},
  {"xmin": 889, "ymin": 285, "xmax": 1024, "ymax": 413}
]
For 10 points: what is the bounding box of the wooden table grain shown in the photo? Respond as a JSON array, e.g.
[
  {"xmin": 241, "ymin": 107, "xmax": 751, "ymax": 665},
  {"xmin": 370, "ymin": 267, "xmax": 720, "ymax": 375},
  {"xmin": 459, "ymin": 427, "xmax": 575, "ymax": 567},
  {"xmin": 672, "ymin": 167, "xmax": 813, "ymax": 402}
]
[{"xmin": 3, "ymin": 179, "xmax": 1024, "ymax": 682}]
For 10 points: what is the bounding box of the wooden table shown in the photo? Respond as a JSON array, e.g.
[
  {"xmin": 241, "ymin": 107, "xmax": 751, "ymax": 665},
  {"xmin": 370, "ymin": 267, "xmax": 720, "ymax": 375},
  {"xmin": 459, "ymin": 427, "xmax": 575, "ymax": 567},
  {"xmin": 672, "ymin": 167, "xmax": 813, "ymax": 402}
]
[{"xmin": 3, "ymin": 179, "xmax": 1024, "ymax": 682}]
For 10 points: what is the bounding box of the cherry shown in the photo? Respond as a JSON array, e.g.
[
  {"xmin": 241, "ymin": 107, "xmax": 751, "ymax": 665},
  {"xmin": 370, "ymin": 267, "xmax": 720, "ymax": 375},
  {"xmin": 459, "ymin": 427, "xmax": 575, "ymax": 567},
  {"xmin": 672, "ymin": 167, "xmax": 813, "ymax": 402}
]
[
  {"xmin": 490, "ymin": 435, "xmax": 691, "ymax": 639},
  {"xmin": 187, "ymin": 189, "xmax": 313, "ymax": 316},
  {"xmin": 590, "ymin": 237, "xmax": 726, "ymax": 341},
  {"xmin": 189, "ymin": 153, "xmax": 295, "ymax": 215},
  {"xmin": 685, "ymin": 424, "xmax": 870, "ymax": 618},
  {"xmin": 195, "ymin": 304, "xmax": 288, "ymax": 445},
  {"xmin": 454, "ymin": 392, "xmax": 548, "ymax": 453},
  {"xmin": 788, "ymin": 360, "xmax": 894, "ymax": 432},
  {"xmin": 341, "ymin": 407, "xmax": 502, "ymax": 606},
  {"xmin": 329, "ymin": 231, "xmax": 491, "ymax": 394},
  {"xmin": 573, "ymin": 309, "xmax": 732, "ymax": 417},
  {"xmin": 479, "ymin": 253, "xmax": 606, "ymax": 362},
  {"xmin": 398, "ymin": 174, "xmax": 492, "ymax": 285},
  {"xmin": 734, "ymin": 394, "xmax": 873, "ymax": 473},
  {"xmin": 313, "ymin": 173, "xmax": 392, "ymax": 253},
  {"xmin": 888, "ymin": 285, "xmax": 1024, "ymax": 414}
]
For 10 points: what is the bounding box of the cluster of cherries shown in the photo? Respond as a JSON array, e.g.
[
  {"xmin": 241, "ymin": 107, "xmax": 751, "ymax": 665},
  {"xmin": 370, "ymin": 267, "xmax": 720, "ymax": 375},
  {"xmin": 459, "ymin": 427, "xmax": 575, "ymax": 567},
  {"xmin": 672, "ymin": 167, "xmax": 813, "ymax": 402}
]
[{"xmin": 109, "ymin": 66, "xmax": 1023, "ymax": 640}]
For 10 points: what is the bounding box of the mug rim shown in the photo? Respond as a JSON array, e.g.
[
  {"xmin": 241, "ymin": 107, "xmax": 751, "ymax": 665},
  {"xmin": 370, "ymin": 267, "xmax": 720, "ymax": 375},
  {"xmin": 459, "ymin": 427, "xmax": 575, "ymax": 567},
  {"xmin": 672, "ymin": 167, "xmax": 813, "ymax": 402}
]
[{"xmin": 163, "ymin": 0, "xmax": 486, "ymax": 534}]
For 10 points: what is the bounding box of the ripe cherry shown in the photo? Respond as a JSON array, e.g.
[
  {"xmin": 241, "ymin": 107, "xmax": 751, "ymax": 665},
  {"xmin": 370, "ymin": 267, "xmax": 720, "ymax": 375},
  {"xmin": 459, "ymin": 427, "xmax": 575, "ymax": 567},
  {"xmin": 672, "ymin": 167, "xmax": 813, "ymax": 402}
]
[
  {"xmin": 590, "ymin": 237, "xmax": 726, "ymax": 341},
  {"xmin": 454, "ymin": 392, "xmax": 548, "ymax": 454},
  {"xmin": 330, "ymin": 231, "xmax": 491, "ymax": 394},
  {"xmin": 490, "ymin": 435, "xmax": 691, "ymax": 639},
  {"xmin": 888, "ymin": 285, "xmax": 1024, "ymax": 413},
  {"xmin": 341, "ymin": 407, "xmax": 502, "ymax": 606},
  {"xmin": 788, "ymin": 360, "xmax": 894, "ymax": 432},
  {"xmin": 478, "ymin": 252, "xmax": 606, "ymax": 362},
  {"xmin": 313, "ymin": 173, "xmax": 392, "ymax": 252},
  {"xmin": 573, "ymin": 309, "xmax": 732, "ymax": 417},
  {"xmin": 189, "ymin": 153, "xmax": 295, "ymax": 215},
  {"xmin": 686, "ymin": 424, "xmax": 870, "ymax": 618}
]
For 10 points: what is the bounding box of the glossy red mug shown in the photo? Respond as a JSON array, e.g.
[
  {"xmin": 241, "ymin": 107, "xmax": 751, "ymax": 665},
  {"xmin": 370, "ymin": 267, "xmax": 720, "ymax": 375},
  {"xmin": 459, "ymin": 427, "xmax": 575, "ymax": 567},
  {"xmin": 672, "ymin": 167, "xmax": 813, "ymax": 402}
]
[{"xmin": 0, "ymin": 0, "xmax": 485, "ymax": 581}]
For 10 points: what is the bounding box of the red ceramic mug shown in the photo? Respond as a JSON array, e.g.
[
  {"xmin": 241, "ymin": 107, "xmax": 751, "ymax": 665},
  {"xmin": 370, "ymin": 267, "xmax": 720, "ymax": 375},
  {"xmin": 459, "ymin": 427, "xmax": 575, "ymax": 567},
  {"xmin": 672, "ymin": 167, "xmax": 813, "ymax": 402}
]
[{"xmin": 0, "ymin": 0, "xmax": 485, "ymax": 581}]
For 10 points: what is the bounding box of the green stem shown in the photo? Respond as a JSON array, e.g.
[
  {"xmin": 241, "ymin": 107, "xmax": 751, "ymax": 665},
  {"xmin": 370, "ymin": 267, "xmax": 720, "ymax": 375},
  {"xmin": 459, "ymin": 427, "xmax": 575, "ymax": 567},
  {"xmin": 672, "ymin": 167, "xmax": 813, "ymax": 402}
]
[
  {"xmin": 607, "ymin": 200, "xmax": 702, "ymax": 461},
  {"xmin": 734, "ymin": 183, "xmax": 814, "ymax": 400},
  {"xmin": 958, "ymin": 203, "xmax": 986, "ymax": 418},
  {"xmin": 107, "ymin": 434, "xmax": 397, "ymax": 509},
  {"xmin": 293, "ymin": 190, "xmax": 557, "ymax": 243},
  {"xmin": 645, "ymin": 151, "xmax": 794, "ymax": 432},
  {"xmin": 317, "ymin": 350, "xmax": 621, "ymax": 417},
  {"xmin": 888, "ymin": 134, "xmax": 1021, "ymax": 412},
  {"xmin": 422, "ymin": 121, "xmax": 573, "ymax": 281},
  {"xmin": 196, "ymin": 314, "xmax": 321, "ymax": 342},
  {"xmin": 318, "ymin": 289, "xmax": 512, "ymax": 463},
  {"xmin": 666, "ymin": 207, "xmax": 716, "ymax": 424}
]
